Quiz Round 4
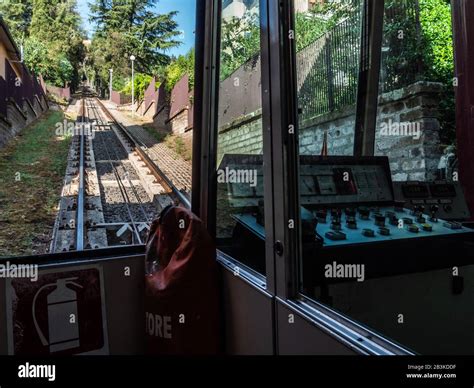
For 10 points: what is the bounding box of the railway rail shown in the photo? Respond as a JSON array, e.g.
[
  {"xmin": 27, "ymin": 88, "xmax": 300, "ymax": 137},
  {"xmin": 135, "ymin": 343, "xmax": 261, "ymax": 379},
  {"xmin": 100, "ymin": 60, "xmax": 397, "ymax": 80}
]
[
  {"xmin": 95, "ymin": 98, "xmax": 191, "ymax": 208},
  {"xmin": 51, "ymin": 89, "xmax": 190, "ymax": 253}
]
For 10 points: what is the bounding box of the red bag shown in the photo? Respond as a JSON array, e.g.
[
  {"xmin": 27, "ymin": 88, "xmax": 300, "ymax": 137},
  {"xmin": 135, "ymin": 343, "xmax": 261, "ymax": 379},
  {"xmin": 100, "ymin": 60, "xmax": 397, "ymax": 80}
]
[{"xmin": 144, "ymin": 206, "xmax": 220, "ymax": 355}]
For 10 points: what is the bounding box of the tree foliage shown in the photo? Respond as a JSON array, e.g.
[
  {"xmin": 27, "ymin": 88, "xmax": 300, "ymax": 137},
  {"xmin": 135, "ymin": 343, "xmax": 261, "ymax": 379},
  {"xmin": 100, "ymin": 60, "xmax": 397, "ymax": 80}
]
[
  {"xmin": 218, "ymin": 1, "xmax": 354, "ymax": 80},
  {"xmin": 165, "ymin": 48, "xmax": 195, "ymax": 92},
  {"xmin": 88, "ymin": 0, "xmax": 181, "ymax": 92},
  {"xmin": 0, "ymin": 0, "xmax": 32, "ymax": 43},
  {"xmin": 23, "ymin": 37, "xmax": 73, "ymax": 87},
  {"xmin": 296, "ymin": 0, "xmax": 359, "ymax": 50},
  {"xmin": 0, "ymin": 0, "xmax": 85, "ymax": 89},
  {"xmin": 121, "ymin": 73, "xmax": 153, "ymax": 100},
  {"xmin": 383, "ymin": 0, "xmax": 454, "ymax": 144},
  {"xmin": 219, "ymin": 12, "xmax": 260, "ymax": 80},
  {"xmin": 29, "ymin": 0, "xmax": 85, "ymax": 88}
]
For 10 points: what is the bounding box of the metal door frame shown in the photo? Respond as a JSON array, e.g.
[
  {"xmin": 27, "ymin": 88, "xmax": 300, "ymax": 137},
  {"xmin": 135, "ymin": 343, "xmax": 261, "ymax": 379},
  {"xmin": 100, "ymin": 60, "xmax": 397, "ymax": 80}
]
[{"xmin": 193, "ymin": 0, "xmax": 411, "ymax": 355}]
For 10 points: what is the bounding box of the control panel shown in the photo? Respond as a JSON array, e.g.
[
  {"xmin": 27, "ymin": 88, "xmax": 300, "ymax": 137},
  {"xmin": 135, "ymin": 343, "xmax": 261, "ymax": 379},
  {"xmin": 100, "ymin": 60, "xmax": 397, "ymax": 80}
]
[
  {"xmin": 218, "ymin": 154, "xmax": 474, "ymax": 247},
  {"xmin": 312, "ymin": 204, "xmax": 472, "ymax": 247},
  {"xmin": 218, "ymin": 154, "xmax": 264, "ymax": 208},
  {"xmin": 393, "ymin": 181, "xmax": 470, "ymax": 221},
  {"xmin": 300, "ymin": 156, "xmax": 393, "ymax": 206}
]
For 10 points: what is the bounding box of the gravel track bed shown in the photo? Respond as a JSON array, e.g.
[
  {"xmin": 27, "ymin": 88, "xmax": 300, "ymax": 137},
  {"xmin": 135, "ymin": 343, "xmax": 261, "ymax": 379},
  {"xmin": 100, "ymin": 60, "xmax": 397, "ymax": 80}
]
[
  {"xmin": 92, "ymin": 130, "xmax": 128, "ymax": 161},
  {"xmin": 96, "ymin": 161, "xmax": 139, "ymax": 181},
  {"xmin": 85, "ymin": 99, "xmax": 160, "ymax": 245},
  {"xmin": 100, "ymin": 185, "xmax": 158, "ymax": 223}
]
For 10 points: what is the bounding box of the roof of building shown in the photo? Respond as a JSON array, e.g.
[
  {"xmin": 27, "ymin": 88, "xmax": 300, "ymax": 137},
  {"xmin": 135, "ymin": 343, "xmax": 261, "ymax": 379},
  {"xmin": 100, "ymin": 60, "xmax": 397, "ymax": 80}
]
[{"xmin": 0, "ymin": 16, "xmax": 22, "ymax": 62}]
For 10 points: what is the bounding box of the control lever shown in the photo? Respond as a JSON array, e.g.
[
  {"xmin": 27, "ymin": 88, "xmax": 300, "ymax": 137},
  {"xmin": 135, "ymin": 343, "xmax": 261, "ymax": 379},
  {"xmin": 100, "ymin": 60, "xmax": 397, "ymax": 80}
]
[
  {"xmin": 412, "ymin": 204, "xmax": 425, "ymax": 216},
  {"xmin": 330, "ymin": 208, "xmax": 342, "ymax": 221},
  {"xmin": 429, "ymin": 204, "xmax": 439, "ymax": 223},
  {"xmin": 255, "ymin": 199, "xmax": 265, "ymax": 226},
  {"xmin": 413, "ymin": 205, "xmax": 426, "ymax": 223},
  {"xmin": 346, "ymin": 216, "xmax": 357, "ymax": 229},
  {"xmin": 394, "ymin": 201, "xmax": 405, "ymax": 212},
  {"xmin": 359, "ymin": 207, "xmax": 370, "ymax": 220},
  {"xmin": 374, "ymin": 213, "xmax": 385, "ymax": 227},
  {"xmin": 315, "ymin": 209, "xmax": 327, "ymax": 223},
  {"xmin": 330, "ymin": 220, "xmax": 342, "ymax": 231},
  {"xmin": 345, "ymin": 208, "xmax": 356, "ymax": 218}
]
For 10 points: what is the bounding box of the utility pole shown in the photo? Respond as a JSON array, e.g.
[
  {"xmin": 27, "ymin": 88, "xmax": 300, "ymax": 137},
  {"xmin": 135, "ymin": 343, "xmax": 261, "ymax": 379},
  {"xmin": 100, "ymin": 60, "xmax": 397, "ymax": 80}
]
[
  {"xmin": 109, "ymin": 69, "xmax": 113, "ymax": 101},
  {"xmin": 130, "ymin": 55, "xmax": 136, "ymax": 115}
]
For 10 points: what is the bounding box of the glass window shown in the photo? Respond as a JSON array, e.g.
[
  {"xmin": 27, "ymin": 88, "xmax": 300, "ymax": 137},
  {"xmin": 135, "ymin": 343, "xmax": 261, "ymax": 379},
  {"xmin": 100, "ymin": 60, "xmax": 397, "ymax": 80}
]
[
  {"xmin": 0, "ymin": 2, "xmax": 196, "ymax": 257},
  {"xmin": 295, "ymin": 0, "xmax": 474, "ymax": 354},
  {"xmin": 215, "ymin": 0, "xmax": 267, "ymax": 276}
]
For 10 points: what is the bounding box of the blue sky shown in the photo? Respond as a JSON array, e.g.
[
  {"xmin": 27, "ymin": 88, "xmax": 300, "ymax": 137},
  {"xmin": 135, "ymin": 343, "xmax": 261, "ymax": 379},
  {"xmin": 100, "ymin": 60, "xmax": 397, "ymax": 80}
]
[{"xmin": 77, "ymin": 0, "xmax": 196, "ymax": 57}]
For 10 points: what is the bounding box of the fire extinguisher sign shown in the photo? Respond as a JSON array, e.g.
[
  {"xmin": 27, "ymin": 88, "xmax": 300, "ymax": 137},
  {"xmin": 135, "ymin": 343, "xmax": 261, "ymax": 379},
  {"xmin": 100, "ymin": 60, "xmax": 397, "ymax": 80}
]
[{"xmin": 5, "ymin": 264, "xmax": 109, "ymax": 355}]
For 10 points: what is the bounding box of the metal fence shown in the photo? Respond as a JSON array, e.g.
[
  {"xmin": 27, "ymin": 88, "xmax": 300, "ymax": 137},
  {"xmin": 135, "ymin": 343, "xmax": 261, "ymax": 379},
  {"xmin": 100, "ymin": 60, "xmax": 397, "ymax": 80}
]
[
  {"xmin": 46, "ymin": 84, "xmax": 71, "ymax": 100},
  {"xmin": 156, "ymin": 83, "xmax": 167, "ymax": 114},
  {"xmin": 169, "ymin": 74, "xmax": 191, "ymax": 119},
  {"xmin": 297, "ymin": 0, "xmax": 426, "ymax": 122},
  {"xmin": 0, "ymin": 76, "xmax": 7, "ymax": 118},
  {"xmin": 21, "ymin": 65, "xmax": 34, "ymax": 105},
  {"xmin": 33, "ymin": 72, "xmax": 45, "ymax": 101},
  {"xmin": 187, "ymin": 91, "xmax": 194, "ymax": 129},
  {"xmin": 297, "ymin": 14, "xmax": 361, "ymax": 122},
  {"xmin": 380, "ymin": 0, "xmax": 424, "ymax": 93},
  {"xmin": 5, "ymin": 59, "xmax": 23, "ymax": 108},
  {"xmin": 1, "ymin": 59, "xmax": 47, "ymax": 118},
  {"xmin": 143, "ymin": 77, "xmax": 159, "ymax": 114},
  {"xmin": 111, "ymin": 90, "xmax": 131, "ymax": 105}
]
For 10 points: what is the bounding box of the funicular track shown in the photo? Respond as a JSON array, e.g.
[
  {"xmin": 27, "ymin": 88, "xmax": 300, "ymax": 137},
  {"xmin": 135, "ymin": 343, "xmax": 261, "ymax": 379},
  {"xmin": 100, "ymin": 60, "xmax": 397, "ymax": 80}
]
[{"xmin": 51, "ymin": 90, "xmax": 189, "ymax": 253}]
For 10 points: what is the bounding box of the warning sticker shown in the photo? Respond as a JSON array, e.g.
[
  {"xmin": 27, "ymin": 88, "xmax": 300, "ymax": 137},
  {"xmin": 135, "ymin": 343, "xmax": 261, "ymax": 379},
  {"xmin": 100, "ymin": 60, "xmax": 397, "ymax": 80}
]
[{"xmin": 6, "ymin": 265, "xmax": 109, "ymax": 355}]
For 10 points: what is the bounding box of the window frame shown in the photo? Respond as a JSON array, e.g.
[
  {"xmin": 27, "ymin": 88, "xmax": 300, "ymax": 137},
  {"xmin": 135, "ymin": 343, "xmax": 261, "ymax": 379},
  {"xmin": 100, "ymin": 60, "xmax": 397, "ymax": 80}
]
[
  {"xmin": 195, "ymin": 0, "xmax": 280, "ymax": 293},
  {"xmin": 195, "ymin": 0, "xmax": 415, "ymax": 355},
  {"xmin": 263, "ymin": 0, "xmax": 414, "ymax": 354}
]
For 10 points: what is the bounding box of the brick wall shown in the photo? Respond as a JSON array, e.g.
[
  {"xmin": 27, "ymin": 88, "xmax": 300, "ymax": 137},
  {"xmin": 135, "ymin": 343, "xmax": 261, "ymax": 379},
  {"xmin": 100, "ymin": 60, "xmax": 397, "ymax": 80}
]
[
  {"xmin": 6, "ymin": 101, "xmax": 27, "ymax": 136},
  {"xmin": 47, "ymin": 85, "xmax": 71, "ymax": 101},
  {"xmin": 375, "ymin": 82, "xmax": 442, "ymax": 181},
  {"xmin": 169, "ymin": 109, "xmax": 189, "ymax": 135},
  {"xmin": 217, "ymin": 81, "xmax": 444, "ymax": 181},
  {"xmin": 217, "ymin": 109, "xmax": 263, "ymax": 164},
  {"xmin": 0, "ymin": 116, "xmax": 12, "ymax": 148},
  {"xmin": 0, "ymin": 94, "xmax": 48, "ymax": 149},
  {"xmin": 152, "ymin": 106, "xmax": 170, "ymax": 131}
]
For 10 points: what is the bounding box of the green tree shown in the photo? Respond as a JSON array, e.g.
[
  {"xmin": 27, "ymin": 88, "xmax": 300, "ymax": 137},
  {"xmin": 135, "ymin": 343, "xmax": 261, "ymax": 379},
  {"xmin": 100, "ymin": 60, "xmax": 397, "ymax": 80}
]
[
  {"xmin": 23, "ymin": 37, "xmax": 74, "ymax": 87},
  {"xmin": 0, "ymin": 0, "xmax": 84, "ymax": 88},
  {"xmin": 165, "ymin": 48, "xmax": 195, "ymax": 92},
  {"xmin": 89, "ymin": 0, "xmax": 111, "ymax": 33},
  {"xmin": 295, "ymin": 0, "xmax": 359, "ymax": 51},
  {"xmin": 220, "ymin": 12, "xmax": 260, "ymax": 80},
  {"xmin": 419, "ymin": 0, "xmax": 455, "ymax": 145},
  {"xmin": 121, "ymin": 73, "xmax": 153, "ymax": 100},
  {"xmin": 219, "ymin": 1, "xmax": 355, "ymax": 80},
  {"xmin": 27, "ymin": 0, "xmax": 85, "ymax": 88},
  {"xmin": 88, "ymin": 0, "xmax": 181, "ymax": 90},
  {"xmin": 0, "ymin": 0, "xmax": 33, "ymax": 43},
  {"xmin": 382, "ymin": 0, "xmax": 454, "ymax": 144}
]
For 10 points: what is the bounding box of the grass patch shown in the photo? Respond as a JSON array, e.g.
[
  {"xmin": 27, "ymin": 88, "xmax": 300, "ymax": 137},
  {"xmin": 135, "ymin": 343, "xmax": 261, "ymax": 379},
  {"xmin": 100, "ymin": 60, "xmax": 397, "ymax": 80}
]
[
  {"xmin": 143, "ymin": 126, "xmax": 168, "ymax": 143},
  {"xmin": 143, "ymin": 126, "xmax": 192, "ymax": 162},
  {"xmin": 47, "ymin": 94, "xmax": 69, "ymax": 107},
  {"xmin": 0, "ymin": 110, "xmax": 71, "ymax": 257},
  {"xmin": 165, "ymin": 135, "xmax": 192, "ymax": 161}
]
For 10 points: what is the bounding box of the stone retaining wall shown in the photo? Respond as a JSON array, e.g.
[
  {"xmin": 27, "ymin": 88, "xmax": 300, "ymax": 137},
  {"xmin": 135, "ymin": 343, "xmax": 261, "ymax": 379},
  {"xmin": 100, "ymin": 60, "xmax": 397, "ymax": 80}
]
[{"xmin": 217, "ymin": 82, "xmax": 444, "ymax": 181}]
